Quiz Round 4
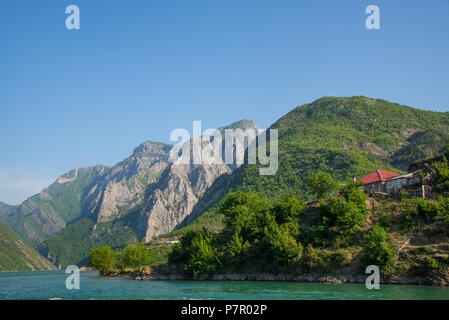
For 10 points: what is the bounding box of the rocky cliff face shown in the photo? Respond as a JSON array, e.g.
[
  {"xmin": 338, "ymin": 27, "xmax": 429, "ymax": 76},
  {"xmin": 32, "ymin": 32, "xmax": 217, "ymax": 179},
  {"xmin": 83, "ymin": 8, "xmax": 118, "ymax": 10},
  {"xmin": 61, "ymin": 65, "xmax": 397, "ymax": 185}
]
[
  {"xmin": 84, "ymin": 141, "xmax": 171, "ymax": 223},
  {"xmin": 1, "ymin": 119, "xmax": 259, "ymax": 256},
  {"xmin": 137, "ymin": 119, "xmax": 260, "ymax": 240},
  {"xmin": 0, "ymin": 165, "xmax": 109, "ymax": 247},
  {"xmin": 0, "ymin": 201, "xmax": 17, "ymax": 217}
]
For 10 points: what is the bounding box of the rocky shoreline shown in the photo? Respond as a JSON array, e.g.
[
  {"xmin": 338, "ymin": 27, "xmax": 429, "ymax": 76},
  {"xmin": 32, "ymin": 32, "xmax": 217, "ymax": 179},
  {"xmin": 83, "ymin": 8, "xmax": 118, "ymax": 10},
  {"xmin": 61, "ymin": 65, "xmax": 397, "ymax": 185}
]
[{"xmin": 100, "ymin": 267, "xmax": 449, "ymax": 286}]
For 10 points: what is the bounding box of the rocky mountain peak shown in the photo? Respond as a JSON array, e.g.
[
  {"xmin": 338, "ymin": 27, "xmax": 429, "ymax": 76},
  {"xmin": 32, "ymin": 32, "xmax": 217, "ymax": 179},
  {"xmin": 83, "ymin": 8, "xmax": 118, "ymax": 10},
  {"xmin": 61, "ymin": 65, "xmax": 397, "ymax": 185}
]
[{"xmin": 132, "ymin": 141, "xmax": 172, "ymax": 157}]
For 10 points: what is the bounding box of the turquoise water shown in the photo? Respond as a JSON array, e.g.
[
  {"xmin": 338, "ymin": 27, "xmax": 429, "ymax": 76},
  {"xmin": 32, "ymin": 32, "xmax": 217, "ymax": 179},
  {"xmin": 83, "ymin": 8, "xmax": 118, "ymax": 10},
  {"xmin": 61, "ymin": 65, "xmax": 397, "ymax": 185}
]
[{"xmin": 1, "ymin": 270, "xmax": 449, "ymax": 300}]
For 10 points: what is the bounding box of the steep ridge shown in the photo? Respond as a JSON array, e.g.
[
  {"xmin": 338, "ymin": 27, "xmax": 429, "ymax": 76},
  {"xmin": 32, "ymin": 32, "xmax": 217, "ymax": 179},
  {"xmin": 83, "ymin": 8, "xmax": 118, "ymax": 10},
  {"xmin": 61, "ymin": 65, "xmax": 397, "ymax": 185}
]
[
  {"xmin": 0, "ymin": 165, "xmax": 109, "ymax": 247},
  {"xmin": 171, "ymin": 96, "xmax": 449, "ymax": 234},
  {"xmin": 137, "ymin": 118, "xmax": 260, "ymax": 240},
  {"xmin": 0, "ymin": 221, "xmax": 55, "ymax": 271},
  {"xmin": 39, "ymin": 119, "xmax": 259, "ymax": 265}
]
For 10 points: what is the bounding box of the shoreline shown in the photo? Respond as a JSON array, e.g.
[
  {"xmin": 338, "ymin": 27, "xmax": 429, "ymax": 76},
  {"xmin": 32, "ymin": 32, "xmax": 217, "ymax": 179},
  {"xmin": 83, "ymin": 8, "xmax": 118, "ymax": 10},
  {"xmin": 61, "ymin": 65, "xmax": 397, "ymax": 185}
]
[{"xmin": 101, "ymin": 269, "xmax": 449, "ymax": 287}]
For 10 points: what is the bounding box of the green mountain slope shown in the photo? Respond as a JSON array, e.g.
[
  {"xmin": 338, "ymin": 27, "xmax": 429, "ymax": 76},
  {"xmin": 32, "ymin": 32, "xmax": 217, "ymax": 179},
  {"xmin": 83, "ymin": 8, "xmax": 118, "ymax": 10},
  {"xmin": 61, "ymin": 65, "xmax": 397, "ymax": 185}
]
[
  {"xmin": 39, "ymin": 121, "xmax": 258, "ymax": 267},
  {"xmin": 0, "ymin": 221, "xmax": 55, "ymax": 271},
  {"xmin": 40, "ymin": 208, "xmax": 140, "ymax": 267},
  {"xmin": 233, "ymin": 96, "xmax": 449, "ymax": 198},
  {"xmin": 0, "ymin": 201, "xmax": 17, "ymax": 217},
  {"xmin": 0, "ymin": 166, "xmax": 108, "ymax": 247},
  {"xmin": 168, "ymin": 96, "xmax": 449, "ymax": 235}
]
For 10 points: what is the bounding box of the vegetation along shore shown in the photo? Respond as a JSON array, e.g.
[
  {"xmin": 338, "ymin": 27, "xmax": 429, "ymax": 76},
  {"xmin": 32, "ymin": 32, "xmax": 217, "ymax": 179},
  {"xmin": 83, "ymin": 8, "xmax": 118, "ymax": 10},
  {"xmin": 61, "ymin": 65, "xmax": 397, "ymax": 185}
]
[{"xmin": 89, "ymin": 148, "xmax": 449, "ymax": 286}]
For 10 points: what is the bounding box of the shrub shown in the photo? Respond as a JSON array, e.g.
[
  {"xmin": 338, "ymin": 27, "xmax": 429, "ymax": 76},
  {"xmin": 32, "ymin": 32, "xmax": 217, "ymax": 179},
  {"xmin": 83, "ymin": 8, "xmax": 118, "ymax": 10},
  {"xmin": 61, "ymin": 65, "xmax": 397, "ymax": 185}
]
[
  {"xmin": 264, "ymin": 224, "xmax": 303, "ymax": 268},
  {"xmin": 320, "ymin": 197, "xmax": 365, "ymax": 232},
  {"xmin": 219, "ymin": 192, "xmax": 269, "ymax": 242},
  {"xmin": 270, "ymin": 195, "xmax": 305, "ymax": 224},
  {"xmin": 339, "ymin": 181, "xmax": 367, "ymax": 209},
  {"xmin": 185, "ymin": 233, "xmax": 221, "ymax": 277},
  {"xmin": 401, "ymin": 199, "xmax": 441, "ymax": 231},
  {"xmin": 89, "ymin": 246, "xmax": 116, "ymax": 273},
  {"xmin": 424, "ymin": 257, "xmax": 440, "ymax": 270},
  {"xmin": 303, "ymin": 245, "xmax": 351, "ymax": 272},
  {"xmin": 360, "ymin": 225, "xmax": 395, "ymax": 275},
  {"xmin": 437, "ymin": 197, "xmax": 449, "ymax": 224},
  {"xmin": 226, "ymin": 232, "xmax": 250, "ymax": 268},
  {"xmin": 122, "ymin": 242, "xmax": 153, "ymax": 272},
  {"xmin": 307, "ymin": 171, "xmax": 338, "ymax": 200}
]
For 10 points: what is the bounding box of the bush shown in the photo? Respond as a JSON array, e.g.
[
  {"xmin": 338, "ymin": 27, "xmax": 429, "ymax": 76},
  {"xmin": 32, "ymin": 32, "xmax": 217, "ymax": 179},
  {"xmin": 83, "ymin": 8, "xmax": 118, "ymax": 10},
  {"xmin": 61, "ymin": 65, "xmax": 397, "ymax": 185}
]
[
  {"xmin": 360, "ymin": 225, "xmax": 395, "ymax": 275},
  {"xmin": 437, "ymin": 197, "xmax": 449, "ymax": 224},
  {"xmin": 320, "ymin": 197, "xmax": 365, "ymax": 232},
  {"xmin": 122, "ymin": 242, "xmax": 153, "ymax": 272},
  {"xmin": 401, "ymin": 199, "xmax": 441, "ymax": 231},
  {"xmin": 424, "ymin": 257, "xmax": 440, "ymax": 270},
  {"xmin": 169, "ymin": 229, "xmax": 221, "ymax": 277},
  {"xmin": 263, "ymin": 223, "xmax": 303, "ymax": 269},
  {"xmin": 431, "ymin": 154, "xmax": 449, "ymax": 192},
  {"xmin": 226, "ymin": 232, "xmax": 250, "ymax": 268},
  {"xmin": 184, "ymin": 233, "xmax": 221, "ymax": 277},
  {"xmin": 303, "ymin": 245, "xmax": 351, "ymax": 272},
  {"xmin": 307, "ymin": 171, "xmax": 337, "ymax": 199},
  {"xmin": 89, "ymin": 246, "xmax": 116, "ymax": 273},
  {"xmin": 219, "ymin": 192, "xmax": 269, "ymax": 242},
  {"xmin": 270, "ymin": 195, "xmax": 305, "ymax": 224},
  {"xmin": 168, "ymin": 230, "xmax": 204, "ymax": 264},
  {"xmin": 339, "ymin": 181, "xmax": 367, "ymax": 209}
]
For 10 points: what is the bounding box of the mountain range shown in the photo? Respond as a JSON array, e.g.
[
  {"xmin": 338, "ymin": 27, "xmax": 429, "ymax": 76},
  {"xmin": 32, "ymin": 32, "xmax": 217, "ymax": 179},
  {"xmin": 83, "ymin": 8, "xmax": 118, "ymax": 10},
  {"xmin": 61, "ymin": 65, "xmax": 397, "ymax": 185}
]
[
  {"xmin": 1, "ymin": 96, "xmax": 448, "ymax": 269},
  {"xmin": 0, "ymin": 221, "xmax": 55, "ymax": 271}
]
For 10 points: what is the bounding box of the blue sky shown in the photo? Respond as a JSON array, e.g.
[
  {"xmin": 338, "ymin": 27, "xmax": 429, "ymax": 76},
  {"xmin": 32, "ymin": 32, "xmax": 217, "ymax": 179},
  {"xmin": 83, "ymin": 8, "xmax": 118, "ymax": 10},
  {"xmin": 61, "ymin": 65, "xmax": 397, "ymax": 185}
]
[{"xmin": 1, "ymin": 0, "xmax": 449, "ymax": 204}]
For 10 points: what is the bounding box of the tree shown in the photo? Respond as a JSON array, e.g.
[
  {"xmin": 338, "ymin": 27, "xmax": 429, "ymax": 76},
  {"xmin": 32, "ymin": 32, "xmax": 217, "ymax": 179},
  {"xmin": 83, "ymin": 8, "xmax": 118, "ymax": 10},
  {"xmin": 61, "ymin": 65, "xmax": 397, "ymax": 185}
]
[
  {"xmin": 264, "ymin": 223, "xmax": 303, "ymax": 268},
  {"xmin": 219, "ymin": 192, "xmax": 269, "ymax": 242},
  {"xmin": 360, "ymin": 225, "xmax": 395, "ymax": 275},
  {"xmin": 308, "ymin": 171, "xmax": 337, "ymax": 199},
  {"xmin": 320, "ymin": 197, "xmax": 365, "ymax": 232},
  {"xmin": 123, "ymin": 242, "xmax": 153, "ymax": 272},
  {"xmin": 271, "ymin": 195, "xmax": 305, "ymax": 224},
  {"xmin": 339, "ymin": 180, "xmax": 367, "ymax": 210},
  {"xmin": 89, "ymin": 246, "xmax": 116, "ymax": 273},
  {"xmin": 185, "ymin": 233, "xmax": 221, "ymax": 277},
  {"xmin": 226, "ymin": 232, "xmax": 250, "ymax": 268}
]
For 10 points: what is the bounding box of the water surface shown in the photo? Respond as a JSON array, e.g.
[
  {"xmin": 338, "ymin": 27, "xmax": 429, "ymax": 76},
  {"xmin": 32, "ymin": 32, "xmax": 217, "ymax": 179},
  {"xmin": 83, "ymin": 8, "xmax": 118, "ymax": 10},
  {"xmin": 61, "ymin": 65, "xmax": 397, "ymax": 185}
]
[{"xmin": 1, "ymin": 270, "xmax": 449, "ymax": 300}]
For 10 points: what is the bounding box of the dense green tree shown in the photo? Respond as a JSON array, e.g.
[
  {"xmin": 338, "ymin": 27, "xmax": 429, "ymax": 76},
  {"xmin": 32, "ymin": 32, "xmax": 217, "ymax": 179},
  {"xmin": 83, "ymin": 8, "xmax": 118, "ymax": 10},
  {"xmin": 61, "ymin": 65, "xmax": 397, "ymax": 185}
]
[
  {"xmin": 226, "ymin": 232, "xmax": 250, "ymax": 267},
  {"xmin": 89, "ymin": 246, "xmax": 116, "ymax": 273},
  {"xmin": 431, "ymin": 154, "xmax": 449, "ymax": 192},
  {"xmin": 360, "ymin": 225, "xmax": 395, "ymax": 275},
  {"xmin": 122, "ymin": 242, "xmax": 152, "ymax": 272},
  {"xmin": 264, "ymin": 223, "xmax": 303, "ymax": 268},
  {"xmin": 270, "ymin": 195, "xmax": 305, "ymax": 224},
  {"xmin": 185, "ymin": 233, "xmax": 221, "ymax": 277},
  {"xmin": 219, "ymin": 192, "xmax": 269, "ymax": 242},
  {"xmin": 320, "ymin": 197, "xmax": 365, "ymax": 232},
  {"xmin": 307, "ymin": 171, "xmax": 337, "ymax": 199},
  {"xmin": 169, "ymin": 229, "xmax": 209, "ymax": 264},
  {"xmin": 339, "ymin": 181, "xmax": 367, "ymax": 210}
]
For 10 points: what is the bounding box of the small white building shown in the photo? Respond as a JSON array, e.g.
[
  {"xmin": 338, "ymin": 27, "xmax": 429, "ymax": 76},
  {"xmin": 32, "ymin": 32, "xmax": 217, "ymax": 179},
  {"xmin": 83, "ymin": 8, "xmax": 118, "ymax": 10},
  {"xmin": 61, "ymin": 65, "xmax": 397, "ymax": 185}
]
[{"xmin": 384, "ymin": 170, "xmax": 422, "ymax": 194}]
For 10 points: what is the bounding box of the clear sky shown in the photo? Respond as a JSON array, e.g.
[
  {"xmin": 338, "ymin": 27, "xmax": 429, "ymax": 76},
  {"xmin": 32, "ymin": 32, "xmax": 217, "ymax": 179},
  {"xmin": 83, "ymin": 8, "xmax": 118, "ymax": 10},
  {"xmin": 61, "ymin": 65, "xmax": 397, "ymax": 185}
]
[{"xmin": 1, "ymin": 0, "xmax": 449, "ymax": 204}]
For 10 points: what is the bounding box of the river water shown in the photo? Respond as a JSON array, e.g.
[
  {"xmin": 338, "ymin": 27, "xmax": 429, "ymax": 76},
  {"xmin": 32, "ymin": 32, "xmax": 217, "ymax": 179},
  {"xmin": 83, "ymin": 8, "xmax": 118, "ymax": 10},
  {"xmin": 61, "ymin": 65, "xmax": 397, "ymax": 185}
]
[{"xmin": 1, "ymin": 270, "xmax": 449, "ymax": 300}]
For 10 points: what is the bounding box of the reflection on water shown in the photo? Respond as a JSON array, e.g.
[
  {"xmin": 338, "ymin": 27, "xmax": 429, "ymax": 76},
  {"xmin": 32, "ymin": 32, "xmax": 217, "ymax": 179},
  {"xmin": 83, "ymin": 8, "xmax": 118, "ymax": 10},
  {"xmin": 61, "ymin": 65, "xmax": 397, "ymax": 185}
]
[{"xmin": 1, "ymin": 270, "xmax": 449, "ymax": 300}]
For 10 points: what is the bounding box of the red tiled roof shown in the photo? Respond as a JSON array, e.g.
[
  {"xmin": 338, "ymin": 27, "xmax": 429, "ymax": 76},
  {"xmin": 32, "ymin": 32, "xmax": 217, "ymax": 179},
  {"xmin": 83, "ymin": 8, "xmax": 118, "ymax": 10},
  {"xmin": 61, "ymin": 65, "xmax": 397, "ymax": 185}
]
[{"xmin": 361, "ymin": 170, "xmax": 400, "ymax": 184}]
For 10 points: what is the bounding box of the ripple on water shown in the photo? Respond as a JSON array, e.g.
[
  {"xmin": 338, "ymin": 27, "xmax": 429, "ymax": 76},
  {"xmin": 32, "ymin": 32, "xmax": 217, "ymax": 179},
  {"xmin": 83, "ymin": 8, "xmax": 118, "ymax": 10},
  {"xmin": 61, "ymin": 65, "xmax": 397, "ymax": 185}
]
[{"xmin": 1, "ymin": 271, "xmax": 449, "ymax": 300}]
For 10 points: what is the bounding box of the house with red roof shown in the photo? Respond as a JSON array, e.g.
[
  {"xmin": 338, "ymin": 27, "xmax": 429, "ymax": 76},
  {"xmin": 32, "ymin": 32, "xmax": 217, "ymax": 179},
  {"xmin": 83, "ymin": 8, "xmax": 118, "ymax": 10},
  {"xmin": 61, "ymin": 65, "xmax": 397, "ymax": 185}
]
[
  {"xmin": 361, "ymin": 170, "xmax": 401, "ymax": 193},
  {"xmin": 361, "ymin": 169, "xmax": 423, "ymax": 195}
]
